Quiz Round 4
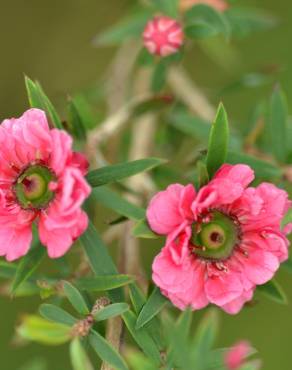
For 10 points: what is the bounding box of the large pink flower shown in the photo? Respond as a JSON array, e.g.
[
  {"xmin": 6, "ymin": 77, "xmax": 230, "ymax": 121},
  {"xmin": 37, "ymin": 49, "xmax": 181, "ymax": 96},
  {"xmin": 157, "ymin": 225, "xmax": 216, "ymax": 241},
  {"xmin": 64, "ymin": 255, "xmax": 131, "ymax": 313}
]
[
  {"xmin": 147, "ymin": 164, "xmax": 291, "ymax": 314},
  {"xmin": 0, "ymin": 109, "xmax": 91, "ymax": 261},
  {"xmin": 180, "ymin": 0, "xmax": 228, "ymax": 12}
]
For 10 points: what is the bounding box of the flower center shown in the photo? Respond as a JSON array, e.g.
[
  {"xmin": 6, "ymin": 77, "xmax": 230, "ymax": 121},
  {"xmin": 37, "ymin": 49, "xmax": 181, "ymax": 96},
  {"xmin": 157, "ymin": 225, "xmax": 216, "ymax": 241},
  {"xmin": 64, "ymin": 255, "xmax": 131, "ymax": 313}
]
[
  {"xmin": 14, "ymin": 165, "xmax": 56, "ymax": 209},
  {"xmin": 191, "ymin": 211, "xmax": 239, "ymax": 261}
]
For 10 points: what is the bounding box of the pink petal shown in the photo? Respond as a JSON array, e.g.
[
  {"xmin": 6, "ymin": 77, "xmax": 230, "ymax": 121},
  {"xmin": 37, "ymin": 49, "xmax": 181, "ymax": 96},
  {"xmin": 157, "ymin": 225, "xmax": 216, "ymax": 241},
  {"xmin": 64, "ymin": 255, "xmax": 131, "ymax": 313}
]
[
  {"xmin": 214, "ymin": 164, "xmax": 254, "ymax": 188},
  {"xmin": 146, "ymin": 184, "xmax": 195, "ymax": 235},
  {"xmin": 205, "ymin": 268, "xmax": 243, "ymax": 306}
]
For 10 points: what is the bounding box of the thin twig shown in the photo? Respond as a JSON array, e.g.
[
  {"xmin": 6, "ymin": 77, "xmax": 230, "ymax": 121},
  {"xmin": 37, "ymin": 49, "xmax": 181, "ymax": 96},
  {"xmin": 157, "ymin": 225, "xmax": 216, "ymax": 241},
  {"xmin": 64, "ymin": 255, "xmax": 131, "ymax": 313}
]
[{"xmin": 168, "ymin": 66, "xmax": 216, "ymax": 122}]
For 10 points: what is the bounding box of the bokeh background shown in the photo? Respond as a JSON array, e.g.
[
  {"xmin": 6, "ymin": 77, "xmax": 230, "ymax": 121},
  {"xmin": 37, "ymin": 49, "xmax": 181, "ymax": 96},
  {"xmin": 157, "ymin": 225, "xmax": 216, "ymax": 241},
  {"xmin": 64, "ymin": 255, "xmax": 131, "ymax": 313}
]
[{"xmin": 0, "ymin": 0, "xmax": 292, "ymax": 369}]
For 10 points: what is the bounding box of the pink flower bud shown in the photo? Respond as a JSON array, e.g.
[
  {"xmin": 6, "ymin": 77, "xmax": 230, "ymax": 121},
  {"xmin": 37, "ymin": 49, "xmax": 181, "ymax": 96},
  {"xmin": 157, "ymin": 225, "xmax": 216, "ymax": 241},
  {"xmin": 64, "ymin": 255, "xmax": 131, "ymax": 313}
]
[
  {"xmin": 224, "ymin": 341, "xmax": 252, "ymax": 370},
  {"xmin": 143, "ymin": 16, "xmax": 184, "ymax": 57}
]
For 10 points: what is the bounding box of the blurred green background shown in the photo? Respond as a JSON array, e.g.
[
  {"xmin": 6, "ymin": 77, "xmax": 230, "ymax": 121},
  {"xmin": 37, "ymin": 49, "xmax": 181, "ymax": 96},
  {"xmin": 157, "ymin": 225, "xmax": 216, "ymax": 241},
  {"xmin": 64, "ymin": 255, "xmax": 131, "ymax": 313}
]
[{"xmin": 0, "ymin": 0, "xmax": 292, "ymax": 369}]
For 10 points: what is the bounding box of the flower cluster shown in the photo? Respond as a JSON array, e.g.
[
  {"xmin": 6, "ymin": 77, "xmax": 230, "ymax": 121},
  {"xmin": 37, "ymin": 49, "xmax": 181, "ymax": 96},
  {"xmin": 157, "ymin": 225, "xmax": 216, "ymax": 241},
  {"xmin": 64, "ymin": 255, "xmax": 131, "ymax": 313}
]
[
  {"xmin": 0, "ymin": 109, "xmax": 91, "ymax": 261},
  {"xmin": 147, "ymin": 164, "xmax": 291, "ymax": 314}
]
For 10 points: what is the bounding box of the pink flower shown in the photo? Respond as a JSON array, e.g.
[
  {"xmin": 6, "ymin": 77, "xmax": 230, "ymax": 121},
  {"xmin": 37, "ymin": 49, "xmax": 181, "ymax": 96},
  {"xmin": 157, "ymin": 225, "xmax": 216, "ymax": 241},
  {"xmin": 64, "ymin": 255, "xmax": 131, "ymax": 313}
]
[
  {"xmin": 180, "ymin": 0, "xmax": 228, "ymax": 12},
  {"xmin": 146, "ymin": 164, "xmax": 291, "ymax": 314},
  {"xmin": 143, "ymin": 16, "xmax": 184, "ymax": 57},
  {"xmin": 0, "ymin": 109, "xmax": 91, "ymax": 261},
  {"xmin": 225, "ymin": 341, "xmax": 259, "ymax": 370}
]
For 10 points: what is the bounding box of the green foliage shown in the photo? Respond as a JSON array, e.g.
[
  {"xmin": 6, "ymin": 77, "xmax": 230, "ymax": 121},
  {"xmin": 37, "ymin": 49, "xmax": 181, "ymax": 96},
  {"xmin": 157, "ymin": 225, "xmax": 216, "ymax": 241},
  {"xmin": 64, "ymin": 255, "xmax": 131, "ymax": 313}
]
[
  {"xmin": 268, "ymin": 86, "xmax": 289, "ymax": 163},
  {"xmin": 89, "ymin": 330, "xmax": 129, "ymax": 370},
  {"xmin": 184, "ymin": 4, "xmax": 230, "ymax": 39},
  {"xmin": 68, "ymin": 98, "xmax": 87, "ymax": 140},
  {"xmin": 93, "ymin": 9, "xmax": 151, "ymax": 46},
  {"xmin": 149, "ymin": 0, "xmax": 179, "ymax": 18},
  {"xmin": 76, "ymin": 275, "xmax": 134, "ymax": 291},
  {"xmin": 206, "ymin": 103, "xmax": 229, "ymax": 178},
  {"xmin": 94, "ymin": 303, "xmax": 129, "ymax": 321},
  {"xmin": 92, "ymin": 187, "xmax": 145, "ymax": 221},
  {"xmin": 17, "ymin": 315, "xmax": 71, "ymax": 345},
  {"xmin": 11, "ymin": 242, "xmax": 45, "ymax": 295},
  {"xmin": 70, "ymin": 339, "xmax": 94, "ymax": 370},
  {"xmin": 132, "ymin": 219, "xmax": 159, "ymax": 239},
  {"xmin": 136, "ymin": 287, "xmax": 167, "ymax": 329},
  {"xmin": 86, "ymin": 158, "xmax": 167, "ymax": 187},
  {"xmin": 257, "ymin": 279, "xmax": 288, "ymax": 304},
  {"xmin": 63, "ymin": 281, "xmax": 90, "ymax": 315},
  {"xmin": 39, "ymin": 304, "xmax": 78, "ymax": 326},
  {"xmin": 25, "ymin": 76, "xmax": 63, "ymax": 129}
]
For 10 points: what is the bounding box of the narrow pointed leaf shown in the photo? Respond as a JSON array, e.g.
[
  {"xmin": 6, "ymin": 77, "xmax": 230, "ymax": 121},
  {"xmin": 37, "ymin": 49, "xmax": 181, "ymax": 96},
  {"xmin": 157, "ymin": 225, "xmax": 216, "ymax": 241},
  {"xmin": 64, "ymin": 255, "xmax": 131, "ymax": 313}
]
[
  {"xmin": 191, "ymin": 309, "xmax": 219, "ymax": 369},
  {"xmin": 0, "ymin": 261, "xmax": 17, "ymax": 279},
  {"xmin": 80, "ymin": 221, "xmax": 123, "ymax": 303},
  {"xmin": 68, "ymin": 99, "xmax": 87, "ymax": 140},
  {"xmin": 86, "ymin": 158, "xmax": 166, "ymax": 187},
  {"xmin": 268, "ymin": 86, "xmax": 288, "ymax": 163},
  {"xmin": 257, "ymin": 279, "xmax": 287, "ymax": 304},
  {"xmin": 63, "ymin": 281, "xmax": 90, "ymax": 315},
  {"xmin": 89, "ymin": 330, "xmax": 129, "ymax": 370},
  {"xmin": 70, "ymin": 338, "xmax": 94, "ymax": 370},
  {"xmin": 25, "ymin": 76, "xmax": 63, "ymax": 129},
  {"xmin": 122, "ymin": 311, "xmax": 161, "ymax": 364},
  {"xmin": 76, "ymin": 275, "xmax": 134, "ymax": 291},
  {"xmin": 92, "ymin": 187, "xmax": 145, "ymax": 220},
  {"xmin": 17, "ymin": 315, "xmax": 71, "ymax": 345},
  {"xmin": 94, "ymin": 303, "xmax": 129, "ymax": 321},
  {"xmin": 185, "ymin": 4, "xmax": 230, "ymax": 39},
  {"xmin": 136, "ymin": 287, "xmax": 167, "ymax": 329},
  {"xmin": 132, "ymin": 219, "xmax": 158, "ymax": 239},
  {"xmin": 206, "ymin": 103, "xmax": 229, "ymax": 178},
  {"xmin": 39, "ymin": 304, "xmax": 78, "ymax": 326},
  {"xmin": 197, "ymin": 160, "xmax": 209, "ymax": 187},
  {"xmin": 11, "ymin": 243, "xmax": 45, "ymax": 294}
]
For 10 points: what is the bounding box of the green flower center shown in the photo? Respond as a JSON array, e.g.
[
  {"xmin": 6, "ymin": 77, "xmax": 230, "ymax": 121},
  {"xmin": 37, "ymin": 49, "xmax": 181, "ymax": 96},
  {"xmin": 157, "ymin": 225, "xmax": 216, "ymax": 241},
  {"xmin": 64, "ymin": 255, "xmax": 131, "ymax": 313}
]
[
  {"xmin": 14, "ymin": 165, "xmax": 56, "ymax": 209},
  {"xmin": 191, "ymin": 211, "xmax": 239, "ymax": 261}
]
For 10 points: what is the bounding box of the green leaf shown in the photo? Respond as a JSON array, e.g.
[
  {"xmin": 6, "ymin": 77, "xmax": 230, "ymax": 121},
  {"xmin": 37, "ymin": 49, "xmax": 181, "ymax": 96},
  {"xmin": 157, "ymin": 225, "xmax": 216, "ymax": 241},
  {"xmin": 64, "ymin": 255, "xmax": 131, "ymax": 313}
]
[
  {"xmin": 76, "ymin": 275, "xmax": 134, "ymax": 291},
  {"xmin": 93, "ymin": 10, "xmax": 151, "ymax": 46},
  {"xmin": 80, "ymin": 221, "xmax": 124, "ymax": 302},
  {"xmin": 129, "ymin": 284, "xmax": 164, "ymax": 349},
  {"xmin": 81, "ymin": 222, "xmax": 118, "ymax": 276},
  {"xmin": 0, "ymin": 261, "xmax": 17, "ymax": 279},
  {"xmin": 206, "ymin": 103, "xmax": 229, "ymax": 178},
  {"xmin": 86, "ymin": 158, "xmax": 167, "ymax": 187},
  {"xmin": 226, "ymin": 7, "xmax": 277, "ymax": 38},
  {"xmin": 132, "ymin": 219, "xmax": 158, "ymax": 239},
  {"xmin": 151, "ymin": 61, "xmax": 168, "ymax": 93},
  {"xmin": 257, "ymin": 279, "xmax": 287, "ymax": 304},
  {"xmin": 63, "ymin": 281, "xmax": 90, "ymax": 315},
  {"xmin": 197, "ymin": 160, "xmax": 209, "ymax": 187},
  {"xmin": 282, "ymin": 258, "xmax": 292, "ymax": 274},
  {"xmin": 226, "ymin": 151, "xmax": 282, "ymax": 179},
  {"xmin": 68, "ymin": 98, "xmax": 87, "ymax": 140},
  {"xmin": 150, "ymin": 0, "xmax": 179, "ymax": 18},
  {"xmin": 185, "ymin": 4, "xmax": 230, "ymax": 39},
  {"xmin": 89, "ymin": 329, "xmax": 129, "ymax": 370},
  {"xmin": 136, "ymin": 287, "xmax": 167, "ymax": 329},
  {"xmin": 25, "ymin": 76, "xmax": 63, "ymax": 129},
  {"xmin": 126, "ymin": 351, "xmax": 157, "ymax": 370},
  {"xmin": 185, "ymin": 22, "xmax": 218, "ymax": 39},
  {"xmin": 191, "ymin": 309, "xmax": 219, "ymax": 369},
  {"xmin": 17, "ymin": 315, "xmax": 71, "ymax": 345},
  {"xmin": 94, "ymin": 303, "xmax": 129, "ymax": 321},
  {"xmin": 11, "ymin": 243, "xmax": 45, "ymax": 294},
  {"xmin": 122, "ymin": 311, "xmax": 161, "ymax": 365},
  {"xmin": 81, "ymin": 223, "xmax": 160, "ymax": 356},
  {"xmin": 268, "ymin": 86, "xmax": 288, "ymax": 163},
  {"xmin": 70, "ymin": 338, "xmax": 94, "ymax": 370},
  {"xmin": 39, "ymin": 304, "xmax": 78, "ymax": 326},
  {"xmin": 92, "ymin": 187, "xmax": 145, "ymax": 221}
]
